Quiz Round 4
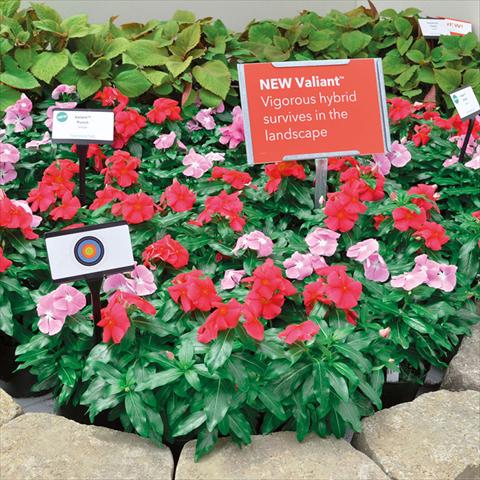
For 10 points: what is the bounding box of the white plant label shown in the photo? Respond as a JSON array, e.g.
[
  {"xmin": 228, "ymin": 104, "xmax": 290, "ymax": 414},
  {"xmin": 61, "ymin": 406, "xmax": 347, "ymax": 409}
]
[
  {"xmin": 51, "ymin": 109, "xmax": 114, "ymax": 144},
  {"xmin": 450, "ymin": 86, "xmax": 480, "ymax": 120}
]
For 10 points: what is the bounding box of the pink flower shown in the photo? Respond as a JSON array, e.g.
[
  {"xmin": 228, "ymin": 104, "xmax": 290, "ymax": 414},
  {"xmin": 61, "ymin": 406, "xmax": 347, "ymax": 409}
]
[
  {"xmin": 52, "ymin": 284, "xmax": 87, "ymax": 316},
  {"xmin": 465, "ymin": 147, "xmax": 480, "ymax": 170},
  {"xmin": 45, "ymin": 102, "xmax": 77, "ymax": 130},
  {"xmin": 51, "ymin": 84, "xmax": 77, "ymax": 100},
  {"xmin": 25, "ymin": 132, "xmax": 51, "ymax": 149},
  {"xmin": 413, "ymin": 254, "xmax": 439, "ymax": 280},
  {"xmin": 38, "ymin": 314, "xmax": 65, "ymax": 336},
  {"xmin": 305, "ymin": 228, "xmax": 340, "ymax": 257},
  {"xmin": 233, "ymin": 231, "xmax": 274, "ymax": 257},
  {"xmin": 364, "ymin": 253, "xmax": 389, "ymax": 282},
  {"xmin": 220, "ymin": 269, "xmax": 245, "ymax": 290},
  {"xmin": 219, "ymin": 106, "xmax": 245, "ymax": 149},
  {"xmin": 443, "ymin": 155, "xmax": 459, "ymax": 168},
  {"xmin": 347, "ymin": 239, "xmax": 379, "ymax": 262},
  {"xmin": 4, "ymin": 95, "xmax": 33, "ymax": 132},
  {"xmin": 379, "ymin": 326, "xmax": 391, "ymax": 338},
  {"xmin": 0, "ymin": 143, "xmax": 20, "ymax": 163},
  {"xmin": 182, "ymin": 148, "xmax": 213, "ymax": 178},
  {"xmin": 130, "ymin": 264, "xmax": 156, "ymax": 296},
  {"xmin": 186, "ymin": 120, "xmax": 201, "ymax": 132},
  {"xmin": 373, "ymin": 141, "xmax": 411, "ymax": 175},
  {"xmin": 426, "ymin": 264, "xmax": 457, "ymax": 292},
  {"xmin": 195, "ymin": 108, "xmax": 216, "ymax": 130},
  {"xmin": 450, "ymin": 134, "xmax": 476, "ymax": 155},
  {"xmin": 103, "ymin": 273, "xmax": 135, "ymax": 293},
  {"xmin": 0, "ymin": 163, "xmax": 17, "ymax": 184},
  {"xmin": 154, "ymin": 131, "xmax": 176, "ymax": 149},
  {"xmin": 205, "ymin": 152, "xmax": 225, "ymax": 163},
  {"xmin": 283, "ymin": 252, "xmax": 325, "ymax": 280},
  {"xmin": 390, "ymin": 270, "xmax": 427, "ymax": 291}
]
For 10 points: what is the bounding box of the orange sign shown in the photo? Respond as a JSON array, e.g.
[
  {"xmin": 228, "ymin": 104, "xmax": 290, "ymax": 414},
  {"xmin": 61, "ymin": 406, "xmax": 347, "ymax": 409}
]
[{"xmin": 238, "ymin": 59, "xmax": 390, "ymax": 165}]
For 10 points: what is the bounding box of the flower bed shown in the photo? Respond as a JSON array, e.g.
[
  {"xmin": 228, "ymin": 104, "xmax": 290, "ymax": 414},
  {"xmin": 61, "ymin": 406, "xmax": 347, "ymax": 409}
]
[{"xmin": 0, "ymin": 3, "xmax": 479, "ymax": 462}]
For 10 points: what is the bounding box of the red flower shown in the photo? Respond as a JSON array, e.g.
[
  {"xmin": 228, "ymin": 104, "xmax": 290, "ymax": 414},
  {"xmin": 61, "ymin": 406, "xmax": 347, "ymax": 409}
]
[
  {"xmin": 168, "ymin": 270, "xmax": 220, "ymax": 312},
  {"xmin": 162, "ymin": 179, "xmax": 196, "ymax": 212},
  {"xmin": 278, "ymin": 320, "xmax": 320, "ymax": 344},
  {"xmin": 147, "ymin": 98, "xmax": 182, "ymax": 124},
  {"xmin": 114, "ymin": 108, "xmax": 146, "ymax": 147},
  {"xmin": 414, "ymin": 221, "xmax": 449, "ymax": 251},
  {"xmin": 392, "ymin": 206, "xmax": 426, "ymax": 232},
  {"xmin": 412, "ymin": 124, "xmax": 431, "ymax": 147},
  {"xmin": 94, "ymin": 87, "xmax": 128, "ymax": 112},
  {"xmin": 102, "ymin": 150, "xmax": 140, "ymax": 187},
  {"xmin": 388, "ymin": 98, "xmax": 412, "ymax": 122},
  {"xmin": 373, "ymin": 214, "xmax": 388, "ymax": 230},
  {"xmin": 303, "ymin": 278, "xmax": 332, "ymax": 314},
  {"xmin": 142, "ymin": 235, "xmax": 189, "ymax": 270},
  {"xmin": 197, "ymin": 299, "xmax": 243, "ymax": 343},
  {"xmin": 340, "ymin": 166, "xmax": 385, "ymax": 202},
  {"xmin": 0, "ymin": 195, "xmax": 37, "ymax": 239},
  {"xmin": 89, "ymin": 186, "xmax": 126, "ymax": 210},
  {"xmin": 328, "ymin": 156, "xmax": 358, "ymax": 172},
  {"xmin": 211, "ymin": 166, "xmax": 252, "ymax": 190},
  {"xmin": 472, "ymin": 211, "xmax": 480, "ymax": 220},
  {"xmin": 325, "ymin": 270, "xmax": 362, "ymax": 309},
  {"xmin": 98, "ymin": 290, "xmax": 156, "ymax": 344},
  {"xmin": 242, "ymin": 304, "xmax": 265, "ymax": 341},
  {"xmin": 111, "ymin": 192, "xmax": 155, "ymax": 224},
  {"xmin": 0, "ymin": 247, "xmax": 12, "ymax": 273},
  {"xmin": 324, "ymin": 192, "xmax": 366, "ymax": 232},
  {"xmin": 50, "ymin": 192, "xmax": 81, "ymax": 221},
  {"xmin": 27, "ymin": 185, "xmax": 56, "ymax": 212},
  {"xmin": 407, "ymin": 184, "xmax": 439, "ymax": 213},
  {"xmin": 194, "ymin": 190, "xmax": 246, "ymax": 232},
  {"xmin": 264, "ymin": 161, "xmax": 306, "ymax": 194},
  {"xmin": 72, "ymin": 144, "xmax": 106, "ymax": 171},
  {"xmin": 42, "ymin": 159, "xmax": 78, "ymax": 196}
]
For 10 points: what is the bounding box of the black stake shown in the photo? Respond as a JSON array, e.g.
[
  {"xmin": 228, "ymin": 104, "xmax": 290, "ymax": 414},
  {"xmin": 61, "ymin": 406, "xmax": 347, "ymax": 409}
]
[
  {"xmin": 458, "ymin": 117, "xmax": 475, "ymax": 164},
  {"xmin": 77, "ymin": 144, "xmax": 88, "ymax": 206},
  {"xmin": 87, "ymin": 276, "xmax": 103, "ymax": 341}
]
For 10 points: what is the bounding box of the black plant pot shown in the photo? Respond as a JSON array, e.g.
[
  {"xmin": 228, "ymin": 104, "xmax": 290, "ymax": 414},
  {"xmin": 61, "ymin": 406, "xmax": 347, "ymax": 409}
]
[
  {"xmin": 381, "ymin": 381, "xmax": 419, "ymax": 409},
  {"xmin": 56, "ymin": 402, "xmax": 123, "ymax": 431}
]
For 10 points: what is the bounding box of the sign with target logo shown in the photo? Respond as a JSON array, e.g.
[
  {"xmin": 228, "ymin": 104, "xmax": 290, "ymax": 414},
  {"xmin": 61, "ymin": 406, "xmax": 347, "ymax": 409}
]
[{"xmin": 45, "ymin": 221, "xmax": 134, "ymax": 283}]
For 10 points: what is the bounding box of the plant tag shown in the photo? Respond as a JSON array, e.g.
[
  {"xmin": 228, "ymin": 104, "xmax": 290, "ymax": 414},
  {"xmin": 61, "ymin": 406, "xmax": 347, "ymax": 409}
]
[
  {"xmin": 51, "ymin": 108, "xmax": 114, "ymax": 144},
  {"xmin": 418, "ymin": 18, "xmax": 448, "ymax": 37},
  {"xmin": 386, "ymin": 368, "xmax": 399, "ymax": 383},
  {"xmin": 450, "ymin": 86, "xmax": 480, "ymax": 120},
  {"xmin": 443, "ymin": 18, "xmax": 472, "ymax": 36}
]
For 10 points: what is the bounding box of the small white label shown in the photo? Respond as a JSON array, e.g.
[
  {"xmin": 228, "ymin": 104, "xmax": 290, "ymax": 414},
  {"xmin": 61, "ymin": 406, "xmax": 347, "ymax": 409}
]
[
  {"xmin": 52, "ymin": 109, "xmax": 114, "ymax": 144},
  {"xmin": 450, "ymin": 86, "xmax": 480, "ymax": 119},
  {"xmin": 418, "ymin": 18, "xmax": 448, "ymax": 37},
  {"xmin": 386, "ymin": 368, "xmax": 400, "ymax": 383},
  {"xmin": 444, "ymin": 18, "xmax": 472, "ymax": 36}
]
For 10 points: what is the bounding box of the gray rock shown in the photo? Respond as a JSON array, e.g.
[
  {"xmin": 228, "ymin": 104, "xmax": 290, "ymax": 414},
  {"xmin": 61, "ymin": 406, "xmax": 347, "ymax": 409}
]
[
  {"xmin": 176, "ymin": 431, "xmax": 389, "ymax": 480},
  {"xmin": 0, "ymin": 388, "xmax": 22, "ymax": 426},
  {"xmin": 0, "ymin": 413, "xmax": 173, "ymax": 480},
  {"xmin": 442, "ymin": 323, "xmax": 480, "ymax": 392},
  {"xmin": 353, "ymin": 390, "xmax": 480, "ymax": 480}
]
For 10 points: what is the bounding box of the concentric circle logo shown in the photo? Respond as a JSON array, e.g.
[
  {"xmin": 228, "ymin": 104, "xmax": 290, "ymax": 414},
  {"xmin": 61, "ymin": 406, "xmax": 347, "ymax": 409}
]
[
  {"xmin": 74, "ymin": 236, "xmax": 104, "ymax": 266},
  {"xmin": 56, "ymin": 111, "xmax": 68, "ymax": 122}
]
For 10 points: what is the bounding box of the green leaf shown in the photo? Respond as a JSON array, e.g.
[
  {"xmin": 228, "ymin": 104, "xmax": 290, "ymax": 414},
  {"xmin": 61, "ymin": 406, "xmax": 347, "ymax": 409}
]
[
  {"xmin": 463, "ymin": 69, "xmax": 480, "ymax": 88},
  {"xmin": 14, "ymin": 47, "xmax": 36, "ymax": 70},
  {"xmin": 77, "ymin": 75, "xmax": 101, "ymax": 99},
  {"xmin": 336, "ymin": 400, "xmax": 362, "ymax": 431},
  {"xmin": 31, "ymin": 51, "xmax": 68, "ymax": 83},
  {"xmin": 0, "ymin": 0, "xmax": 20, "ymax": 16},
  {"xmin": 340, "ymin": 31, "xmax": 371, "ymax": 54},
  {"xmin": 205, "ymin": 330, "xmax": 233, "ymax": 371},
  {"xmin": 173, "ymin": 410, "xmax": 207, "ymax": 437},
  {"xmin": 0, "ymin": 84, "xmax": 21, "ymax": 111},
  {"xmin": 125, "ymin": 391, "xmax": 149, "ymax": 436},
  {"xmin": 308, "ymin": 31, "xmax": 335, "ymax": 52},
  {"xmin": 394, "ymin": 16, "xmax": 413, "ymax": 38},
  {"xmin": 205, "ymin": 381, "xmax": 232, "ymax": 431},
  {"xmin": 104, "ymin": 38, "xmax": 130, "ymax": 59},
  {"xmin": 170, "ymin": 23, "xmax": 201, "ymax": 57},
  {"xmin": 62, "ymin": 14, "xmax": 90, "ymax": 38},
  {"xmin": 32, "ymin": 3, "xmax": 62, "ymax": 23},
  {"xmin": 406, "ymin": 50, "xmax": 424, "ymax": 63},
  {"xmin": 114, "ymin": 69, "xmax": 152, "ymax": 97},
  {"xmin": 397, "ymin": 36, "xmax": 413, "ymax": 56},
  {"xmin": 192, "ymin": 60, "xmax": 231, "ymax": 99},
  {"xmin": 228, "ymin": 411, "xmax": 251, "ymax": 444},
  {"xmin": 328, "ymin": 410, "xmax": 346, "ymax": 438},
  {"xmin": 172, "ymin": 10, "xmax": 196, "ymax": 23},
  {"xmin": 165, "ymin": 55, "xmax": 193, "ymax": 78},
  {"xmin": 434, "ymin": 68, "xmax": 461, "ymax": 94},
  {"xmin": 327, "ymin": 370, "xmax": 349, "ymax": 402},
  {"xmin": 403, "ymin": 315, "xmax": 434, "ymax": 334},
  {"xmin": 258, "ymin": 387, "xmax": 287, "ymax": 420},
  {"xmin": 143, "ymin": 69, "xmax": 169, "ymax": 86},
  {"xmin": 0, "ymin": 57, "xmax": 40, "ymax": 89},
  {"xmin": 194, "ymin": 427, "xmax": 218, "ymax": 461},
  {"xmin": 135, "ymin": 368, "xmax": 182, "ymax": 391},
  {"xmin": 126, "ymin": 40, "xmax": 168, "ymax": 67},
  {"xmin": 199, "ymin": 89, "xmax": 223, "ymax": 108},
  {"xmin": 0, "ymin": 297, "xmax": 13, "ymax": 336},
  {"xmin": 358, "ymin": 379, "xmax": 382, "ymax": 409}
]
